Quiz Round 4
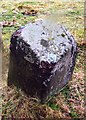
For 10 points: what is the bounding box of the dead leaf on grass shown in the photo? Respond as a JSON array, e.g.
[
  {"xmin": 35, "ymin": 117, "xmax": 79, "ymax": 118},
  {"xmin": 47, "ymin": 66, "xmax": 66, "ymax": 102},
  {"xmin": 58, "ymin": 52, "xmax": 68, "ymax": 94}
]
[
  {"xmin": 0, "ymin": 20, "xmax": 17, "ymax": 27},
  {"xmin": 17, "ymin": 5, "xmax": 38, "ymax": 16},
  {"xmin": 22, "ymin": 9, "xmax": 38, "ymax": 16}
]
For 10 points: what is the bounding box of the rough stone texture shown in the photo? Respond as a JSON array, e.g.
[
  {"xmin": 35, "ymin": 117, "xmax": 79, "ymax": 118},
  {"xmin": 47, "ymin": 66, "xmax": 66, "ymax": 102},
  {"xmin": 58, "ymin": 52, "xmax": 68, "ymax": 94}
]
[{"xmin": 8, "ymin": 19, "xmax": 77, "ymax": 103}]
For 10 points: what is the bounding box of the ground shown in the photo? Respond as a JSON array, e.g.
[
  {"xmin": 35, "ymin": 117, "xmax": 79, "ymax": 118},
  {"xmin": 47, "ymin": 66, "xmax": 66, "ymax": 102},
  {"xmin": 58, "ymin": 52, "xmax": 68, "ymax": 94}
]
[{"xmin": 0, "ymin": 0, "xmax": 85, "ymax": 119}]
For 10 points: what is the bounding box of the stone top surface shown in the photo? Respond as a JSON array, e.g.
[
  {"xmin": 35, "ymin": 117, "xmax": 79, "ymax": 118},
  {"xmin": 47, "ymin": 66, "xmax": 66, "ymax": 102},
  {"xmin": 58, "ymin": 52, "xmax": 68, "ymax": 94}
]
[{"xmin": 20, "ymin": 19, "xmax": 74, "ymax": 63}]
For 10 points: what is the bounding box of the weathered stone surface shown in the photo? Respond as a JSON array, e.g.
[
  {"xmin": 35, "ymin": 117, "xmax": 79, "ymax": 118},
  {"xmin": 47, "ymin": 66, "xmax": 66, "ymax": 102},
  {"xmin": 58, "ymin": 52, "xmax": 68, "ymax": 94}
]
[{"xmin": 8, "ymin": 19, "xmax": 77, "ymax": 103}]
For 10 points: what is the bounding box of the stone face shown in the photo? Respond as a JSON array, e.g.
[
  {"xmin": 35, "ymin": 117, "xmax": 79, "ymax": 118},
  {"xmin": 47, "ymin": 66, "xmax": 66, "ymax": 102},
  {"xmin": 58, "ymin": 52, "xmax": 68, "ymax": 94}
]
[{"xmin": 8, "ymin": 19, "xmax": 77, "ymax": 103}]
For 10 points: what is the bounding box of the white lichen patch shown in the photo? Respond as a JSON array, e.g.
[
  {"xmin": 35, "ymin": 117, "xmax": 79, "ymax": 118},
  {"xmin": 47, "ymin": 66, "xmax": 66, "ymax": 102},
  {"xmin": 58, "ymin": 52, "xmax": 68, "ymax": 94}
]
[{"xmin": 21, "ymin": 19, "xmax": 73, "ymax": 63}]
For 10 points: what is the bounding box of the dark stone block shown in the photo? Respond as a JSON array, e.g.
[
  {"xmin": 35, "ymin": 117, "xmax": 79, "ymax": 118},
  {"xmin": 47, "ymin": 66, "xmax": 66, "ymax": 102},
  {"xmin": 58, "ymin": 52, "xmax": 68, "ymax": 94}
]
[{"xmin": 8, "ymin": 19, "xmax": 77, "ymax": 103}]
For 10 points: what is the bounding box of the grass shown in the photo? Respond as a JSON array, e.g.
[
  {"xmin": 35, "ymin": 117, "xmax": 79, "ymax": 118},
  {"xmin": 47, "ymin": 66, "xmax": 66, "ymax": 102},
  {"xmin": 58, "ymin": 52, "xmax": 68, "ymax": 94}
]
[
  {"xmin": 1, "ymin": 0, "xmax": 85, "ymax": 119},
  {"xmin": 61, "ymin": 86, "xmax": 70, "ymax": 99},
  {"xmin": 47, "ymin": 102, "xmax": 60, "ymax": 110}
]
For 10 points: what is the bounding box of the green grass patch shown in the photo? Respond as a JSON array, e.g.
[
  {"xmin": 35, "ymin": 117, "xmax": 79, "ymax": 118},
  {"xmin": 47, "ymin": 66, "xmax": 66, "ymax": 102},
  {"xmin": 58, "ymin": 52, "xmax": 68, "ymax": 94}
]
[
  {"xmin": 69, "ymin": 107, "xmax": 78, "ymax": 118},
  {"xmin": 61, "ymin": 86, "xmax": 70, "ymax": 99},
  {"xmin": 47, "ymin": 102, "xmax": 60, "ymax": 110}
]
